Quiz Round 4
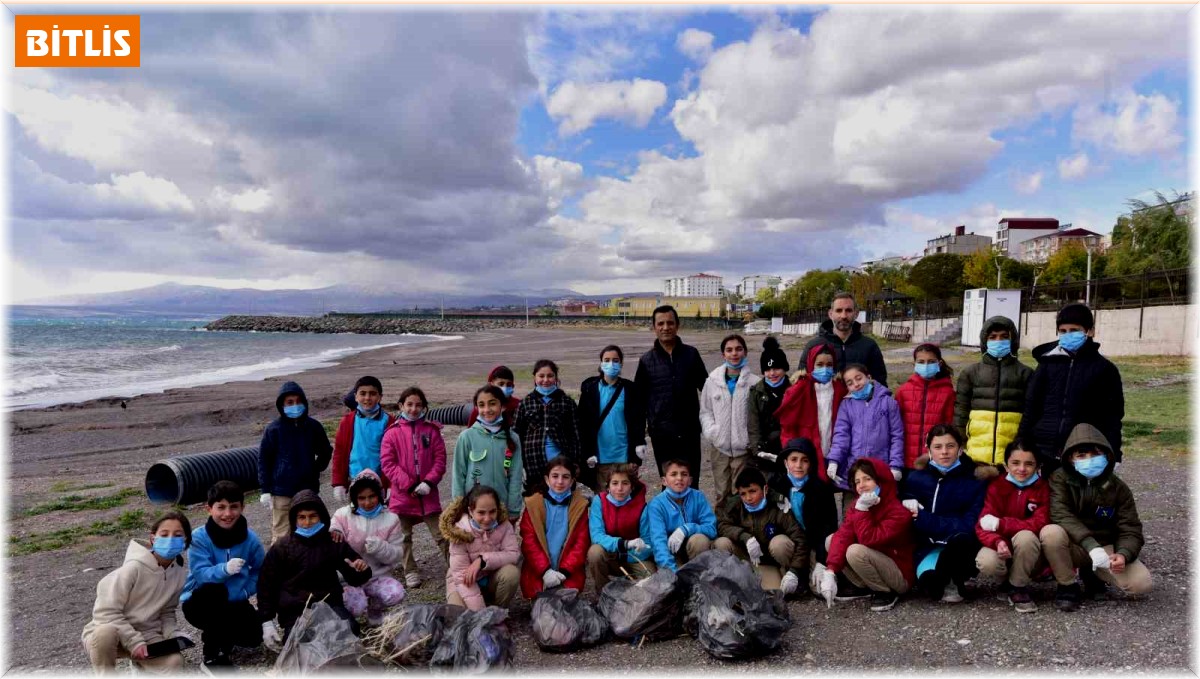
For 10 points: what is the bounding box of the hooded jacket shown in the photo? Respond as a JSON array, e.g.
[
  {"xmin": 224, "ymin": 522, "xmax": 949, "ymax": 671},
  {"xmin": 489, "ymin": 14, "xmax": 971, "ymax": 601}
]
[
  {"xmin": 588, "ymin": 482, "xmax": 653, "ymax": 563},
  {"xmin": 776, "ymin": 343, "xmax": 847, "ymax": 481},
  {"xmin": 954, "ymin": 316, "xmax": 1034, "ymax": 465},
  {"xmin": 451, "ymin": 421, "xmax": 525, "ymax": 515},
  {"xmin": 1049, "ymin": 424, "xmax": 1144, "ymax": 562},
  {"xmin": 716, "ymin": 490, "xmax": 808, "ymax": 576},
  {"xmin": 439, "ymin": 496, "xmax": 520, "ymax": 611},
  {"xmin": 767, "ymin": 442, "xmax": 839, "ymax": 565},
  {"xmin": 380, "ymin": 416, "xmax": 448, "ymax": 517},
  {"xmin": 82, "ymin": 539, "xmax": 186, "ymax": 652},
  {"xmin": 519, "ymin": 490, "xmax": 591, "ymax": 598},
  {"xmin": 827, "ymin": 381, "xmax": 905, "ymax": 488},
  {"xmin": 825, "ymin": 457, "xmax": 915, "ymax": 587},
  {"xmin": 578, "ymin": 374, "xmax": 647, "ymax": 465},
  {"xmin": 634, "ymin": 336, "xmax": 709, "ymax": 437},
  {"xmin": 802, "ymin": 319, "xmax": 888, "ymax": 387},
  {"xmin": 699, "ymin": 364, "xmax": 761, "ymax": 457},
  {"xmin": 901, "ymin": 454, "xmax": 997, "ymax": 563},
  {"xmin": 975, "ymin": 472, "xmax": 1050, "ymax": 550},
  {"xmin": 331, "ymin": 408, "xmax": 395, "ymax": 490},
  {"xmin": 746, "ymin": 376, "xmax": 791, "ymax": 455},
  {"xmin": 182, "ymin": 517, "xmax": 265, "ymax": 604},
  {"xmin": 644, "ymin": 486, "xmax": 719, "ymax": 572},
  {"xmin": 515, "ymin": 388, "xmax": 582, "ymax": 482},
  {"xmin": 331, "ymin": 471, "xmax": 405, "ymax": 577},
  {"xmin": 257, "ymin": 490, "xmax": 371, "ymax": 630},
  {"xmin": 1021, "ymin": 337, "xmax": 1125, "ymax": 464},
  {"xmin": 895, "ymin": 372, "xmax": 956, "ymax": 468},
  {"xmin": 258, "ymin": 382, "xmax": 333, "ymax": 497}
]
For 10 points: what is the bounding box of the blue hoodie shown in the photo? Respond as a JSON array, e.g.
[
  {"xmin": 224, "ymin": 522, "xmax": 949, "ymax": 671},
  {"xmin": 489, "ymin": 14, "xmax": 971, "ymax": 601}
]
[
  {"xmin": 258, "ymin": 381, "xmax": 333, "ymax": 496},
  {"xmin": 181, "ymin": 522, "xmax": 266, "ymax": 603},
  {"xmin": 644, "ymin": 488, "xmax": 718, "ymax": 571}
]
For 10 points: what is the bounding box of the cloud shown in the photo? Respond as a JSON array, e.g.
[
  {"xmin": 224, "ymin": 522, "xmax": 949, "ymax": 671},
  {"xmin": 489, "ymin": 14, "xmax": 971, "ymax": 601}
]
[
  {"xmin": 546, "ymin": 79, "xmax": 669, "ymax": 135},
  {"xmin": 1014, "ymin": 171, "xmax": 1044, "ymax": 195},
  {"xmin": 1072, "ymin": 90, "xmax": 1184, "ymax": 157},
  {"xmin": 530, "ymin": 155, "xmax": 587, "ymax": 210},
  {"xmin": 526, "ymin": 10, "xmax": 680, "ymax": 95},
  {"xmin": 676, "ymin": 29, "xmax": 714, "ymax": 61},
  {"xmin": 1058, "ymin": 152, "xmax": 1091, "ymax": 180}
]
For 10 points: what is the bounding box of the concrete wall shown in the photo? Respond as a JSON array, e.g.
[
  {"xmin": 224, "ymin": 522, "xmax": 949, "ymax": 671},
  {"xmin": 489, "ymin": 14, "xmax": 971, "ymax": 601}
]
[
  {"xmin": 881, "ymin": 317, "xmax": 959, "ymax": 344},
  {"xmin": 1020, "ymin": 304, "xmax": 1196, "ymax": 356}
]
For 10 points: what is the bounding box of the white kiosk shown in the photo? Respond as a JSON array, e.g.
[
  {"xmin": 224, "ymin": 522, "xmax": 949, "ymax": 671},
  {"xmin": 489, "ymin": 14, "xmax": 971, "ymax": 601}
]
[{"xmin": 961, "ymin": 289, "xmax": 1022, "ymax": 347}]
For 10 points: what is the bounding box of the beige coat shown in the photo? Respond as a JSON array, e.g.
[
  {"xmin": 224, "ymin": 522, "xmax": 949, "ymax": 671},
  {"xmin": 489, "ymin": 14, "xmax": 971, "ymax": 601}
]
[{"xmin": 81, "ymin": 539, "xmax": 186, "ymax": 652}]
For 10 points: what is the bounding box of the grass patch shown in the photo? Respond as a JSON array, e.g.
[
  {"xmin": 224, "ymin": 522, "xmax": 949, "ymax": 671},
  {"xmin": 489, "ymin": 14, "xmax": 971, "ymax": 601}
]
[
  {"xmin": 323, "ymin": 419, "xmax": 339, "ymax": 440},
  {"xmin": 48, "ymin": 480, "xmax": 115, "ymax": 493},
  {"xmin": 1110, "ymin": 356, "xmax": 1191, "ymax": 386},
  {"xmin": 24, "ymin": 487, "xmax": 142, "ymax": 516},
  {"xmin": 9, "ymin": 509, "xmax": 147, "ymax": 556}
]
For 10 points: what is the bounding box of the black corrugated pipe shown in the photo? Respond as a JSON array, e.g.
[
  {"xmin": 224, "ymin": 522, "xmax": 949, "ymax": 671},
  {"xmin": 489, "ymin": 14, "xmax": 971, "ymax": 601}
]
[
  {"xmin": 145, "ymin": 447, "xmax": 260, "ymax": 505},
  {"xmin": 425, "ymin": 403, "xmax": 471, "ymax": 427}
]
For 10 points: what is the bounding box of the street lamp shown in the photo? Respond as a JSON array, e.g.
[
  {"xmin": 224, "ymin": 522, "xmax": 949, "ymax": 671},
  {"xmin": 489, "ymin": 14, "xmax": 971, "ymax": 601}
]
[
  {"xmin": 1084, "ymin": 243, "xmax": 1094, "ymax": 306},
  {"xmin": 993, "ymin": 254, "xmax": 1003, "ymax": 289}
]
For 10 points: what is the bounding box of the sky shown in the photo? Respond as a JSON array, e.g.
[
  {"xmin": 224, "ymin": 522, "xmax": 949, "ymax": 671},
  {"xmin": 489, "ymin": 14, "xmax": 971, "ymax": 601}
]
[{"xmin": 4, "ymin": 4, "xmax": 1192, "ymax": 302}]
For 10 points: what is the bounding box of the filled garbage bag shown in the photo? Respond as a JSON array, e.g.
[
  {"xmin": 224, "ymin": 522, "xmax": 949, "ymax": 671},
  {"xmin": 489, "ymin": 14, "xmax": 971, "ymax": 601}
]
[
  {"xmin": 531, "ymin": 587, "xmax": 610, "ymax": 652},
  {"xmin": 597, "ymin": 567, "xmax": 683, "ymax": 641},
  {"xmin": 430, "ymin": 606, "xmax": 515, "ymax": 672},
  {"xmin": 274, "ymin": 601, "xmax": 368, "ymax": 674},
  {"xmin": 365, "ymin": 603, "xmax": 464, "ymax": 666},
  {"xmin": 678, "ymin": 550, "xmax": 791, "ymax": 660}
]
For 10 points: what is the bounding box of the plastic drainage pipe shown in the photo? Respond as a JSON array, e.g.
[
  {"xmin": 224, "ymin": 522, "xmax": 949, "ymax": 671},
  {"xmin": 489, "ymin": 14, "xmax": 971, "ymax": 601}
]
[
  {"xmin": 425, "ymin": 403, "xmax": 471, "ymax": 427},
  {"xmin": 145, "ymin": 447, "xmax": 260, "ymax": 505}
]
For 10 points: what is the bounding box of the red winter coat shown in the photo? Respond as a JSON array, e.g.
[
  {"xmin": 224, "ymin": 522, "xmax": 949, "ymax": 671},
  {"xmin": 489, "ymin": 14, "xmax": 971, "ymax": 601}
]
[
  {"xmin": 519, "ymin": 491, "xmax": 591, "ymax": 599},
  {"xmin": 975, "ymin": 474, "xmax": 1051, "ymax": 550},
  {"xmin": 894, "ymin": 374, "xmax": 956, "ymax": 468},
  {"xmin": 331, "ymin": 411, "xmax": 395, "ymax": 490},
  {"xmin": 379, "ymin": 417, "xmax": 448, "ymax": 518},
  {"xmin": 826, "ymin": 457, "xmax": 916, "ymax": 588},
  {"xmin": 776, "ymin": 343, "xmax": 847, "ymax": 482}
]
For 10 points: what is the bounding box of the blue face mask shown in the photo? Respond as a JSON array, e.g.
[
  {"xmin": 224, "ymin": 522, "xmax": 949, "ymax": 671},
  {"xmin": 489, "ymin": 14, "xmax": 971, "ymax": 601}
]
[
  {"xmin": 547, "ymin": 487, "xmax": 571, "ymax": 503},
  {"xmin": 788, "ymin": 473, "xmax": 809, "ymax": 488},
  {"xmin": 724, "ymin": 356, "xmax": 747, "ymax": 371},
  {"xmin": 986, "ymin": 339, "xmax": 1012, "ymax": 359},
  {"xmin": 743, "ymin": 496, "xmax": 768, "ymax": 513},
  {"xmin": 357, "ymin": 504, "xmax": 383, "ymax": 518},
  {"xmin": 152, "ymin": 536, "xmax": 186, "ymax": 561},
  {"xmin": 663, "ymin": 486, "xmax": 689, "ymax": 500},
  {"xmin": 295, "ymin": 522, "xmax": 325, "ymax": 538},
  {"xmin": 469, "ymin": 518, "xmax": 496, "ymax": 532},
  {"xmin": 913, "ymin": 362, "xmax": 940, "ymax": 380},
  {"xmin": 535, "ymin": 384, "xmax": 558, "ymax": 396},
  {"xmin": 849, "ymin": 382, "xmax": 874, "ymax": 401},
  {"xmin": 357, "ymin": 404, "xmax": 381, "ymax": 417},
  {"xmin": 399, "ymin": 410, "xmax": 425, "ymax": 422},
  {"xmin": 1006, "ymin": 472, "xmax": 1040, "ymax": 488},
  {"xmin": 607, "ymin": 493, "xmax": 631, "ymax": 507},
  {"xmin": 1058, "ymin": 330, "xmax": 1087, "ymax": 352},
  {"xmin": 765, "ymin": 375, "xmax": 786, "ymax": 388},
  {"xmin": 283, "ymin": 404, "xmax": 306, "ymax": 419},
  {"xmin": 810, "ymin": 367, "xmax": 835, "ymax": 384},
  {"xmin": 1074, "ymin": 454, "xmax": 1108, "ymax": 479},
  {"xmin": 600, "ymin": 362, "xmax": 621, "ymax": 378},
  {"xmin": 929, "ymin": 457, "xmax": 962, "ymax": 474}
]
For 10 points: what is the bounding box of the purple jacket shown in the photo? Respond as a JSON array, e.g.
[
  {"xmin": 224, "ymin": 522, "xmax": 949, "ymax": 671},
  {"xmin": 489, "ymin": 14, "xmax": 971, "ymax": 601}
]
[{"xmin": 827, "ymin": 381, "xmax": 904, "ymax": 490}]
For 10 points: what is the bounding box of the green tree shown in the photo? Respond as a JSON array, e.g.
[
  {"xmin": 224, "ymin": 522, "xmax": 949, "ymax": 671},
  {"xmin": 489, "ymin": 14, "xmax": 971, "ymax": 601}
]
[
  {"xmin": 777, "ymin": 269, "xmax": 850, "ymax": 313},
  {"xmin": 962, "ymin": 250, "xmax": 1035, "ymax": 289},
  {"xmin": 1106, "ymin": 191, "xmax": 1192, "ymax": 276},
  {"xmin": 755, "ymin": 287, "xmax": 778, "ymax": 304},
  {"xmin": 907, "ymin": 253, "xmax": 967, "ymax": 299},
  {"xmin": 1041, "ymin": 241, "xmax": 1107, "ymax": 285}
]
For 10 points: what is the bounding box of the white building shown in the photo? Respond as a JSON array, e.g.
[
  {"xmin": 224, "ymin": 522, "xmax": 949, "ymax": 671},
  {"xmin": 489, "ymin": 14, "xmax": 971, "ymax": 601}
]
[
  {"xmin": 996, "ymin": 217, "xmax": 1059, "ymax": 257},
  {"xmin": 739, "ymin": 274, "xmax": 783, "ymax": 299},
  {"xmin": 664, "ymin": 273, "xmax": 723, "ymax": 298}
]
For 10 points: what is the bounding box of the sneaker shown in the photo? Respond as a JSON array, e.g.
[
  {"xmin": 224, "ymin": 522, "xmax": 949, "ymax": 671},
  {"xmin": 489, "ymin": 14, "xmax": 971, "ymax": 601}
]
[
  {"xmin": 940, "ymin": 581, "xmax": 964, "ymax": 603},
  {"xmin": 869, "ymin": 591, "xmax": 900, "ymax": 612},
  {"xmin": 199, "ymin": 650, "xmax": 234, "ymax": 676},
  {"xmin": 405, "ymin": 572, "xmax": 422, "ymax": 589},
  {"xmin": 1055, "ymin": 583, "xmax": 1082, "ymax": 612},
  {"xmin": 833, "ymin": 583, "xmax": 873, "ymax": 601},
  {"xmin": 1008, "ymin": 587, "xmax": 1037, "ymax": 614},
  {"xmin": 1081, "ymin": 570, "xmax": 1109, "ymax": 601},
  {"xmin": 994, "ymin": 581, "xmax": 1013, "ymax": 602}
]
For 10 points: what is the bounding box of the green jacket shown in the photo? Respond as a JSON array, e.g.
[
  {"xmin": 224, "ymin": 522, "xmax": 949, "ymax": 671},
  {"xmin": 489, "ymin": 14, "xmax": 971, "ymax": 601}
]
[
  {"xmin": 1048, "ymin": 424, "xmax": 1144, "ymax": 562},
  {"xmin": 746, "ymin": 378, "xmax": 790, "ymax": 454},
  {"xmin": 954, "ymin": 316, "xmax": 1034, "ymax": 464},
  {"xmin": 716, "ymin": 491, "xmax": 808, "ymax": 574},
  {"xmin": 451, "ymin": 423, "xmax": 525, "ymax": 515}
]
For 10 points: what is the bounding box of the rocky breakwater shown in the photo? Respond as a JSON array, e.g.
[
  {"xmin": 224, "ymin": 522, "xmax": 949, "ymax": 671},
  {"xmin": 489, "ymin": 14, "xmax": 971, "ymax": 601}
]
[{"xmin": 205, "ymin": 314, "xmax": 729, "ymax": 334}]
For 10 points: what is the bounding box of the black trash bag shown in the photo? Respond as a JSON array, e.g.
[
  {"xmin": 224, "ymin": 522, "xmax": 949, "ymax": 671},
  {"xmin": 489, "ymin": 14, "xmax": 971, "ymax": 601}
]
[
  {"xmin": 681, "ymin": 550, "xmax": 792, "ymax": 660},
  {"xmin": 274, "ymin": 601, "xmax": 368, "ymax": 674},
  {"xmin": 379, "ymin": 604, "xmax": 464, "ymax": 665},
  {"xmin": 597, "ymin": 567, "xmax": 683, "ymax": 641},
  {"xmin": 531, "ymin": 587, "xmax": 610, "ymax": 652},
  {"xmin": 430, "ymin": 606, "xmax": 515, "ymax": 672}
]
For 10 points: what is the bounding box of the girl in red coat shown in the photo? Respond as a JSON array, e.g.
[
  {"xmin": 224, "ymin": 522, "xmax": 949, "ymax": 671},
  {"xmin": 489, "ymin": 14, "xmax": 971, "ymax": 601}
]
[
  {"xmin": 974, "ymin": 437, "xmax": 1051, "ymax": 613},
  {"xmin": 895, "ymin": 344, "xmax": 956, "ymax": 469},
  {"xmin": 818, "ymin": 457, "xmax": 915, "ymax": 612},
  {"xmin": 519, "ymin": 455, "xmax": 591, "ymax": 599},
  {"xmin": 773, "ymin": 343, "xmax": 846, "ymax": 481}
]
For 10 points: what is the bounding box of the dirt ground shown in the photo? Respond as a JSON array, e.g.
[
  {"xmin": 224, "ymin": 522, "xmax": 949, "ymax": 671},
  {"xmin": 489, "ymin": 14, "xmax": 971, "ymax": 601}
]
[{"xmin": 5, "ymin": 327, "xmax": 1192, "ymax": 672}]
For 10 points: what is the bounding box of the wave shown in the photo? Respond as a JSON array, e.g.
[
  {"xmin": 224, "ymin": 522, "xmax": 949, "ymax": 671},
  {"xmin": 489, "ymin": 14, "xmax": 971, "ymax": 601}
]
[
  {"xmin": 151, "ymin": 345, "xmax": 183, "ymax": 353},
  {"xmin": 5, "ymin": 372, "xmax": 64, "ymax": 397}
]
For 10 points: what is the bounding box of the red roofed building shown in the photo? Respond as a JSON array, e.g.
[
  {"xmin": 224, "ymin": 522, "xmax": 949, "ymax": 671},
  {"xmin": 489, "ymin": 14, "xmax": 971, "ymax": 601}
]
[
  {"xmin": 1016, "ymin": 226, "xmax": 1105, "ymax": 263},
  {"xmin": 996, "ymin": 217, "xmax": 1059, "ymax": 257}
]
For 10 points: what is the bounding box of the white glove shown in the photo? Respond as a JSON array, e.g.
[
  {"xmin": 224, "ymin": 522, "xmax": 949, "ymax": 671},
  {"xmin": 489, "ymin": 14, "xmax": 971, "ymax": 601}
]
[
  {"xmin": 756, "ymin": 451, "xmax": 778, "ymax": 464},
  {"xmin": 826, "ymin": 462, "xmax": 840, "ymax": 482},
  {"xmin": 780, "ymin": 571, "xmax": 799, "ymax": 595},
  {"xmin": 542, "ymin": 569, "xmax": 567, "ymax": 589},
  {"xmin": 414, "ymin": 482, "xmax": 431, "ymax": 496},
  {"xmin": 819, "ymin": 570, "xmax": 838, "ymax": 608},
  {"xmin": 668, "ymin": 527, "xmax": 687, "ymax": 553},
  {"xmin": 333, "ymin": 486, "xmax": 349, "ymax": 505},
  {"xmin": 745, "ymin": 537, "xmax": 763, "ymax": 564},
  {"xmin": 382, "ymin": 487, "xmax": 391, "ymax": 502},
  {"xmin": 225, "ymin": 558, "xmax": 245, "ymax": 576},
  {"xmin": 586, "ymin": 456, "xmax": 598, "ymax": 468},
  {"xmin": 1089, "ymin": 547, "xmax": 1111, "ymax": 571},
  {"xmin": 261, "ymin": 621, "xmax": 282, "ymax": 650},
  {"xmin": 891, "ymin": 468, "xmax": 903, "ymax": 482},
  {"xmin": 776, "ymin": 498, "xmax": 791, "ymax": 514},
  {"xmin": 902, "ymin": 499, "xmax": 924, "ymax": 514},
  {"xmin": 260, "ymin": 493, "xmax": 271, "ymax": 508},
  {"xmin": 626, "ymin": 538, "xmax": 647, "ymax": 552},
  {"xmin": 364, "ymin": 536, "xmax": 383, "ymax": 554},
  {"xmin": 979, "ymin": 514, "xmax": 1000, "ymax": 532},
  {"xmin": 635, "ymin": 445, "xmax": 646, "ymax": 460},
  {"xmin": 854, "ymin": 493, "xmax": 881, "ymax": 512}
]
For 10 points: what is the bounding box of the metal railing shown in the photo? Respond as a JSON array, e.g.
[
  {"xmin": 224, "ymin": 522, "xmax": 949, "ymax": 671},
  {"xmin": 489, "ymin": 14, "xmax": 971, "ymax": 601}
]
[{"xmin": 1021, "ymin": 268, "xmax": 1189, "ymax": 311}]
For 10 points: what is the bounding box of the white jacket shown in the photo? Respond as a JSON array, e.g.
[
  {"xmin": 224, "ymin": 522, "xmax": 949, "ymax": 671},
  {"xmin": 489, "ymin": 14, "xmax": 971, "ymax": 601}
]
[
  {"xmin": 81, "ymin": 539, "xmax": 186, "ymax": 652},
  {"xmin": 331, "ymin": 505, "xmax": 405, "ymax": 578},
  {"xmin": 699, "ymin": 365, "xmax": 761, "ymax": 457}
]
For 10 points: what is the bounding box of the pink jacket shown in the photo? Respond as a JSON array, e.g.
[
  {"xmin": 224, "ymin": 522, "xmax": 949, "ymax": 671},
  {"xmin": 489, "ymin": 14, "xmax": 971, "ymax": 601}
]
[
  {"xmin": 330, "ymin": 504, "xmax": 405, "ymax": 578},
  {"xmin": 380, "ymin": 418, "xmax": 448, "ymax": 518},
  {"xmin": 439, "ymin": 497, "xmax": 519, "ymax": 611}
]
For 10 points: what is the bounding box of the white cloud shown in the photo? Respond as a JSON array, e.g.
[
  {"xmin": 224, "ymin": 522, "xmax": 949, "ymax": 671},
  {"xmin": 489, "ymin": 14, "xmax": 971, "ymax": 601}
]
[
  {"xmin": 676, "ymin": 29, "xmax": 714, "ymax": 61},
  {"xmin": 546, "ymin": 79, "xmax": 668, "ymax": 136},
  {"xmin": 210, "ymin": 187, "xmax": 273, "ymax": 213},
  {"xmin": 530, "ymin": 155, "xmax": 587, "ymax": 210},
  {"xmin": 93, "ymin": 172, "xmax": 195, "ymax": 212},
  {"xmin": 1058, "ymin": 152, "xmax": 1091, "ymax": 180},
  {"xmin": 1014, "ymin": 171, "xmax": 1044, "ymax": 195},
  {"xmin": 1073, "ymin": 90, "xmax": 1184, "ymax": 156}
]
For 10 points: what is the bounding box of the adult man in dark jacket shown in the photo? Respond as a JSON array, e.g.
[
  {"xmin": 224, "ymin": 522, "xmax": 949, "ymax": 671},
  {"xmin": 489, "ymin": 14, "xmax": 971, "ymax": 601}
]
[
  {"xmin": 1019, "ymin": 303, "xmax": 1124, "ymax": 473},
  {"xmin": 802, "ymin": 292, "xmax": 888, "ymax": 387},
  {"xmin": 634, "ymin": 305, "xmax": 708, "ymax": 488},
  {"xmin": 258, "ymin": 381, "xmax": 333, "ymax": 543}
]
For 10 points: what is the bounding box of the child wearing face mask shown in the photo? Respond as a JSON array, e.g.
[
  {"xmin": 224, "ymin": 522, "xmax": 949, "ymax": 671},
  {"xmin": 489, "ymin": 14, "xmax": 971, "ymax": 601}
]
[
  {"xmin": 467, "ymin": 366, "xmax": 521, "ymax": 427},
  {"xmin": 747, "ymin": 336, "xmax": 791, "ymax": 472},
  {"xmin": 1021, "ymin": 304, "xmax": 1125, "ymax": 474},
  {"xmin": 645, "ymin": 459, "xmax": 718, "ymax": 572},
  {"xmin": 258, "ymin": 380, "xmax": 333, "ymax": 544},
  {"xmin": 441, "ymin": 485, "xmax": 521, "ymax": 611},
  {"xmin": 826, "ymin": 364, "xmax": 904, "ymax": 504},
  {"xmin": 954, "ymin": 316, "xmax": 1033, "ymax": 466},
  {"xmin": 767, "ymin": 438, "xmax": 838, "ymax": 591},
  {"xmin": 973, "ymin": 438, "xmax": 1051, "ymax": 614},
  {"xmin": 775, "ymin": 343, "xmax": 846, "ymax": 482},
  {"xmin": 452, "ymin": 386, "xmax": 525, "ymax": 520},
  {"xmin": 579, "ymin": 345, "xmax": 647, "ymax": 491},
  {"xmin": 515, "ymin": 360, "xmax": 583, "ymax": 496},
  {"xmin": 586, "ymin": 464, "xmax": 656, "ymax": 593},
  {"xmin": 332, "ymin": 376, "xmax": 395, "ymax": 508},
  {"xmin": 895, "ymin": 344, "xmax": 955, "ymax": 470},
  {"xmin": 714, "ymin": 467, "xmax": 808, "ymax": 595},
  {"xmin": 700, "ymin": 334, "xmax": 762, "ymax": 504},
  {"xmin": 380, "ymin": 386, "xmax": 449, "ymax": 589},
  {"xmin": 82, "ymin": 511, "xmax": 192, "ymax": 674},
  {"xmin": 1042, "ymin": 423, "xmax": 1150, "ymax": 612},
  {"xmin": 519, "ymin": 456, "xmax": 592, "ymax": 598},
  {"xmin": 330, "ymin": 470, "xmax": 406, "ymax": 626}
]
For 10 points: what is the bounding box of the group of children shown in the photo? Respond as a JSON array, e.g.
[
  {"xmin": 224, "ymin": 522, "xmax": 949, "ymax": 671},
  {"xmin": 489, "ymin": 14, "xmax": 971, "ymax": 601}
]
[{"xmin": 83, "ymin": 301, "xmax": 1152, "ymax": 674}]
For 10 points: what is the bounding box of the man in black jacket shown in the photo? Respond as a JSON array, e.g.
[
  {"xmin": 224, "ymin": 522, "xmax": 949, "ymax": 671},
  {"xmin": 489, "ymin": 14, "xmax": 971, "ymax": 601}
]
[
  {"xmin": 802, "ymin": 292, "xmax": 888, "ymax": 387},
  {"xmin": 634, "ymin": 305, "xmax": 708, "ymax": 488}
]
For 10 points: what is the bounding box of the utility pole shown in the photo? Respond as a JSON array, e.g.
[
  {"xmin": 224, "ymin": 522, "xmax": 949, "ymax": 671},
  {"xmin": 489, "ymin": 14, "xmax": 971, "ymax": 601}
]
[
  {"xmin": 440, "ymin": 296, "xmax": 444, "ymax": 320},
  {"xmin": 525, "ymin": 297, "xmax": 529, "ymax": 326},
  {"xmin": 994, "ymin": 254, "xmax": 1003, "ymax": 289},
  {"xmin": 1085, "ymin": 244, "xmax": 1093, "ymax": 306}
]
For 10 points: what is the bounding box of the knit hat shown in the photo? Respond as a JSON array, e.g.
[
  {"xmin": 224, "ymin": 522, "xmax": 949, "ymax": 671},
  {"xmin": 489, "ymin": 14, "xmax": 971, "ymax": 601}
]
[
  {"xmin": 353, "ymin": 375, "xmax": 382, "ymax": 394},
  {"xmin": 1056, "ymin": 303, "xmax": 1094, "ymax": 330},
  {"xmin": 760, "ymin": 336, "xmax": 789, "ymax": 373}
]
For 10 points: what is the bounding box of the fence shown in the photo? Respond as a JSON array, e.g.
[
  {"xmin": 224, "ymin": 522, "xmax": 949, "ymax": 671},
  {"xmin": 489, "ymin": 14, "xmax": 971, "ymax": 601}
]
[{"xmin": 1020, "ymin": 268, "xmax": 1189, "ymax": 312}]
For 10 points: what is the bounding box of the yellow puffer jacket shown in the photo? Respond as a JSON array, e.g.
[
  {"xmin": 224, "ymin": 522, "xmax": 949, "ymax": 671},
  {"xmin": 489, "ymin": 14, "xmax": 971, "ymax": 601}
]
[{"xmin": 965, "ymin": 410, "xmax": 1022, "ymax": 465}]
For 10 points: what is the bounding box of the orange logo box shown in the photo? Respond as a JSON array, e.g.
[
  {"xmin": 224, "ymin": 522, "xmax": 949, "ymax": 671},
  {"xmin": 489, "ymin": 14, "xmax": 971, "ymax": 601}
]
[{"xmin": 15, "ymin": 15, "xmax": 140, "ymax": 67}]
